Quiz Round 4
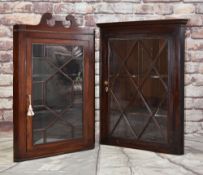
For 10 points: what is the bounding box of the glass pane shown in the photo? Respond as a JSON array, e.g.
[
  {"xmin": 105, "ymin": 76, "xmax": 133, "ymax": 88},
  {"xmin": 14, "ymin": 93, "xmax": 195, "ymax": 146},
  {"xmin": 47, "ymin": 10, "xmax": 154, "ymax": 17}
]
[
  {"xmin": 32, "ymin": 44, "xmax": 83, "ymax": 145},
  {"xmin": 33, "ymin": 82, "xmax": 43, "ymax": 106},
  {"xmin": 108, "ymin": 38, "xmax": 168, "ymax": 143}
]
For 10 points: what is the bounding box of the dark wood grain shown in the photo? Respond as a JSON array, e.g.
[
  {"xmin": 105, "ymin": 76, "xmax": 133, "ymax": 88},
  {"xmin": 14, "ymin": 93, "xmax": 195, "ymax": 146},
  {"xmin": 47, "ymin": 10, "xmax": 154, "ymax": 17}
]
[
  {"xmin": 97, "ymin": 19, "xmax": 187, "ymax": 155},
  {"xmin": 13, "ymin": 13, "xmax": 95, "ymax": 161}
]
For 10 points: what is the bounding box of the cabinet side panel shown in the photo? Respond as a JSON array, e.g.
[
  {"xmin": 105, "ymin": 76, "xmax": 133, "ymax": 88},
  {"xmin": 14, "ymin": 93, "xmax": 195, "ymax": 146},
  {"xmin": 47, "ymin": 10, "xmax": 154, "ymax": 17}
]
[
  {"xmin": 100, "ymin": 32, "xmax": 109, "ymax": 143},
  {"xmin": 175, "ymin": 26, "xmax": 186, "ymax": 154},
  {"xmin": 13, "ymin": 28, "xmax": 27, "ymax": 161}
]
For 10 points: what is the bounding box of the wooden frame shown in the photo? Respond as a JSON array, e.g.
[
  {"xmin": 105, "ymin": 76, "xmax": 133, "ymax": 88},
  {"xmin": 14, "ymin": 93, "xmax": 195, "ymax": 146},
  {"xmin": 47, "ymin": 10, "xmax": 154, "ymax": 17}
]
[
  {"xmin": 97, "ymin": 19, "xmax": 187, "ymax": 155},
  {"xmin": 13, "ymin": 13, "xmax": 95, "ymax": 161}
]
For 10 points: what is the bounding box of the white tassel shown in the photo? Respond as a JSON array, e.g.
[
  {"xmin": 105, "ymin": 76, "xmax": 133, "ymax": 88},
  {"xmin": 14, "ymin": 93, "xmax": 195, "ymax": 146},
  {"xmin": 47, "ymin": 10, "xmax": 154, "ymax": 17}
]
[
  {"xmin": 27, "ymin": 95, "xmax": 35, "ymax": 117},
  {"xmin": 27, "ymin": 104, "xmax": 35, "ymax": 116}
]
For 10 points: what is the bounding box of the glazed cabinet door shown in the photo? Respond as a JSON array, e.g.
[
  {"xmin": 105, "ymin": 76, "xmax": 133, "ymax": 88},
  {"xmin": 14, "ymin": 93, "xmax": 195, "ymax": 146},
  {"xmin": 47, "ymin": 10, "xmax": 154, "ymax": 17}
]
[{"xmin": 13, "ymin": 14, "xmax": 95, "ymax": 161}]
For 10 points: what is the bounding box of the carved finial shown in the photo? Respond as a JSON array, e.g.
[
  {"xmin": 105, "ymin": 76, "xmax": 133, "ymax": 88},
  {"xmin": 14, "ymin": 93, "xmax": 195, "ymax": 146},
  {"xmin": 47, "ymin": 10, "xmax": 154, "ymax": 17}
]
[
  {"xmin": 40, "ymin": 13, "xmax": 52, "ymax": 25},
  {"xmin": 66, "ymin": 15, "xmax": 78, "ymax": 28},
  {"xmin": 39, "ymin": 13, "xmax": 78, "ymax": 28}
]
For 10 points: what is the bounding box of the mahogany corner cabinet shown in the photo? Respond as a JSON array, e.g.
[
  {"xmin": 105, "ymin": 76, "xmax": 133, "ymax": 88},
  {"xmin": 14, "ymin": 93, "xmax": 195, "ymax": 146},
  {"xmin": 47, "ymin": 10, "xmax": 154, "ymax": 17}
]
[
  {"xmin": 13, "ymin": 13, "xmax": 95, "ymax": 161},
  {"xmin": 97, "ymin": 19, "xmax": 188, "ymax": 155}
]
